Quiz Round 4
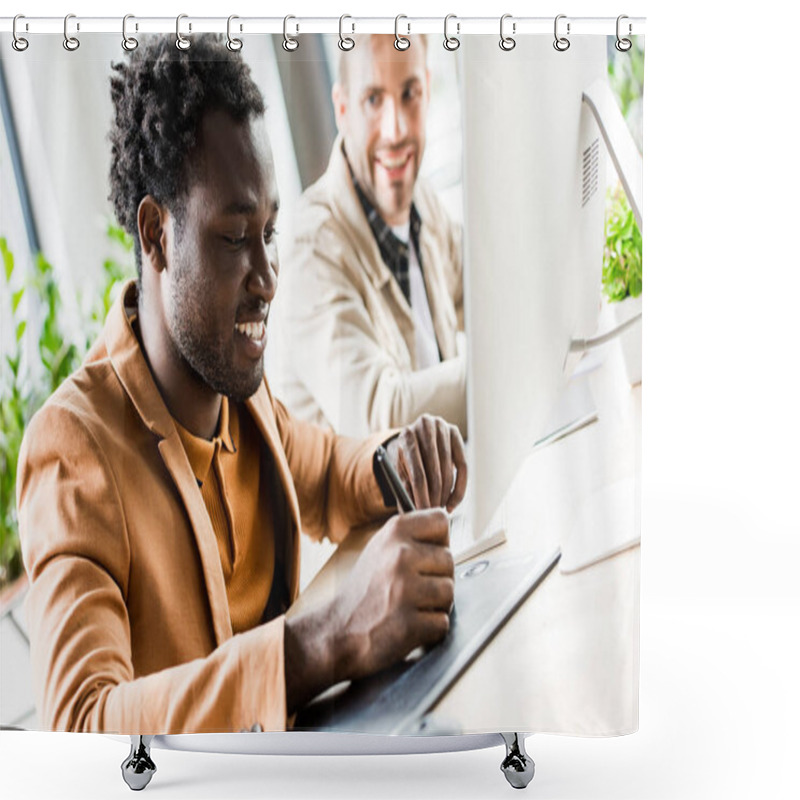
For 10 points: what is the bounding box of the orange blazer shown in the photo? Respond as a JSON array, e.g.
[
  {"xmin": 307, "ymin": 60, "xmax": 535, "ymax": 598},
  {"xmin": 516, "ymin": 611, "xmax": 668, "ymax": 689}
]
[{"xmin": 16, "ymin": 281, "xmax": 390, "ymax": 734}]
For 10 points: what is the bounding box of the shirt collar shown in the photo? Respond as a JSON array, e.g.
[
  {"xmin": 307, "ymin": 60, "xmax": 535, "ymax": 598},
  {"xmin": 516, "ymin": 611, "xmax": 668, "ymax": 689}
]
[{"xmin": 173, "ymin": 395, "xmax": 237, "ymax": 486}]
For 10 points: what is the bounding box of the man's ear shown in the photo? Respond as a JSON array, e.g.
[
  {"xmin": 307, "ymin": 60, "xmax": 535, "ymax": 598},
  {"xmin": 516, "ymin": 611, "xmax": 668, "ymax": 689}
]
[
  {"xmin": 137, "ymin": 195, "xmax": 169, "ymax": 275},
  {"xmin": 332, "ymin": 81, "xmax": 347, "ymax": 134}
]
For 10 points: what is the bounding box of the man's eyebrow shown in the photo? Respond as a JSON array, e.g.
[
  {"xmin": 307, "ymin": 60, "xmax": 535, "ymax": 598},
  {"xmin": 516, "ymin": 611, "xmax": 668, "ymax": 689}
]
[
  {"xmin": 219, "ymin": 199, "xmax": 280, "ymax": 216},
  {"xmin": 361, "ymin": 85, "xmax": 385, "ymax": 98},
  {"xmin": 220, "ymin": 200, "xmax": 258, "ymax": 216}
]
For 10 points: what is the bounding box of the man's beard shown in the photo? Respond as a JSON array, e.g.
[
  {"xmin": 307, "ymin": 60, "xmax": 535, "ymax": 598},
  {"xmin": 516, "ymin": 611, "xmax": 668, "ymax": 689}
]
[
  {"xmin": 352, "ymin": 139, "xmax": 419, "ymax": 219},
  {"xmin": 168, "ymin": 269, "xmax": 264, "ymax": 402}
]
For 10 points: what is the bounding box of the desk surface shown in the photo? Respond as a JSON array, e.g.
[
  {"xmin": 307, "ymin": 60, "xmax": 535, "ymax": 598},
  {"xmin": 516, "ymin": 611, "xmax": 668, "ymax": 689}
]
[{"xmin": 292, "ymin": 343, "xmax": 641, "ymax": 737}]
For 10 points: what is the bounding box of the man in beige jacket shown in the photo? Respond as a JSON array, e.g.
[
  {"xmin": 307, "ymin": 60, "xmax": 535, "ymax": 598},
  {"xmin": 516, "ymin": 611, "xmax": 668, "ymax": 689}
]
[
  {"xmin": 275, "ymin": 34, "xmax": 467, "ymax": 438},
  {"xmin": 16, "ymin": 35, "xmax": 465, "ymax": 735}
]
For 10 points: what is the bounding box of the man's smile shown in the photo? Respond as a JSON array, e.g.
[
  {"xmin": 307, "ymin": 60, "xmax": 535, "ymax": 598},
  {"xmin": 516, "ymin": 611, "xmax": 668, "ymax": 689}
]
[
  {"xmin": 375, "ymin": 148, "xmax": 414, "ymax": 181},
  {"xmin": 234, "ymin": 304, "xmax": 269, "ymax": 355}
]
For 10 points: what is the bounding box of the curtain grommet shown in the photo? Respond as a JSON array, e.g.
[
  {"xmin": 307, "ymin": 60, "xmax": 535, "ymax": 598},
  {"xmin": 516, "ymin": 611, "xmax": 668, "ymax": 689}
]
[
  {"xmin": 394, "ymin": 14, "xmax": 411, "ymax": 51},
  {"xmin": 122, "ymin": 14, "xmax": 138, "ymax": 51},
  {"xmin": 226, "ymin": 15, "xmax": 243, "ymax": 51},
  {"xmin": 615, "ymin": 15, "xmax": 632, "ymax": 52},
  {"xmin": 282, "ymin": 15, "xmax": 299, "ymax": 52},
  {"xmin": 553, "ymin": 14, "xmax": 570, "ymax": 52},
  {"xmin": 175, "ymin": 14, "xmax": 191, "ymax": 50},
  {"xmin": 12, "ymin": 14, "xmax": 29, "ymax": 51},
  {"xmin": 338, "ymin": 14, "xmax": 355, "ymax": 51},
  {"xmin": 499, "ymin": 14, "xmax": 516, "ymax": 51},
  {"xmin": 63, "ymin": 13, "xmax": 80, "ymax": 51},
  {"xmin": 444, "ymin": 14, "xmax": 460, "ymax": 51}
]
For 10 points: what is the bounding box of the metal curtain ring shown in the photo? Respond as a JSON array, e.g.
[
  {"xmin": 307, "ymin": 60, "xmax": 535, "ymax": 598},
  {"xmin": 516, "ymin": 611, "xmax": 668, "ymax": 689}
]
[
  {"xmin": 394, "ymin": 15, "xmax": 410, "ymax": 51},
  {"xmin": 338, "ymin": 14, "xmax": 355, "ymax": 51},
  {"xmin": 12, "ymin": 15, "xmax": 29, "ymax": 51},
  {"xmin": 122, "ymin": 14, "xmax": 138, "ymax": 51},
  {"xmin": 176, "ymin": 14, "xmax": 190, "ymax": 50},
  {"xmin": 615, "ymin": 14, "xmax": 632, "ymax": 52},
  {"xmin": 227, "ymin": 15, "xmax": 243, "ymax": 51},
  {"xmin": 63, "ymin": 13, "xmax": 80, "ymax": 51},
  {"xmin": 553, "ymin": 14, "xmax": 570, "ymax": 51},
  {"xmin": 499, "ymin": 14, "xmax": 515, "ymax": 51},
  {"xmin": 443, "ymin": 14, "xmax": 460, "ymax": 51},
  {"xmin": 283, "ymin": 15, "xmax": 299, "ymax": 52}
]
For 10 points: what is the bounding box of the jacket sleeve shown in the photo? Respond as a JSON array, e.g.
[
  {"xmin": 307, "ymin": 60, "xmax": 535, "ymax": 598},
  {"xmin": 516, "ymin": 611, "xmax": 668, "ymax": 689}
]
[
  {"xmin": 17, "ymin": 403, "xmax": 287, "ymax": 734},
  {"xmin": 270, "ymin": 389, "xmax": 394, "ymax": 544},
  {"xmin": 280, "ymin": 233, "xmax": 467, "ymax": 439}
]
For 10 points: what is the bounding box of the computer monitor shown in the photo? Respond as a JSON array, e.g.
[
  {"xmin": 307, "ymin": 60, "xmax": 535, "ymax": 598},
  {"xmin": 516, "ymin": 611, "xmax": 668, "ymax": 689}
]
[{"xmin": 458, "ymin": 35, "xmax": 610, "ymax": 539}]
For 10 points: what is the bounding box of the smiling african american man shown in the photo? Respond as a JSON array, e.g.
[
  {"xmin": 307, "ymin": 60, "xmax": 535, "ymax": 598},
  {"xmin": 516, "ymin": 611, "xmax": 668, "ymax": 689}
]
[{"xmin": 16, "ymin": 34, "xmax": 466, "ymax": 734}]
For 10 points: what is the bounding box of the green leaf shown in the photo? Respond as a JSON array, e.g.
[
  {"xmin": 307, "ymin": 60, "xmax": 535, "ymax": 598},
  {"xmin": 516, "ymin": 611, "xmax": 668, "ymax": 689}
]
[
  {"xmin": 15, "ymin": 320, "xmax": 26, "ymax": 343},
  {"xmin": 35, "ymin": 251, "xmax": 51, "ymax": 276},
  {"xmin": 0, "ymin": 237, "xmax": 13, "ymax": 282},
  {"xmin": 106, "ymin": 223, "xmax": 134, "ymax": 251},
  {"xmin": 11, "ymin": 286, "xmax": 25, "ymax": 313},
  {"xmin": 602, "ymin": 182, "xmax": 643, "ymax": 303}
]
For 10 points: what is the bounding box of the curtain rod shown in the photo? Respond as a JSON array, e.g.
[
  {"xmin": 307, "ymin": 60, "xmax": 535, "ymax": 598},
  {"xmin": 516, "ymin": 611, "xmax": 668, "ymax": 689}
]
[{"xmin": 0, "ymin": 16, "xmax": 646, "ymax": 37}]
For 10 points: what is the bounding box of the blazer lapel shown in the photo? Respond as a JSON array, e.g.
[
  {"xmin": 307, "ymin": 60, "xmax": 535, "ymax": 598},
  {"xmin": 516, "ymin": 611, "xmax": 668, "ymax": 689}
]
[
  {"xmin": 417, "ymin": 226, "xmax": 457, "ymax": 361},
  {"xmin": 157, "ymin": 434, "xmax": 233, "ymax": 645},
  {"xmin": 105, "ymin": 282, "xmax": 233, "ymax": 646},
  {"xmin": 245, "ymin": 383, "xmax": 302, "ymax": 602}
]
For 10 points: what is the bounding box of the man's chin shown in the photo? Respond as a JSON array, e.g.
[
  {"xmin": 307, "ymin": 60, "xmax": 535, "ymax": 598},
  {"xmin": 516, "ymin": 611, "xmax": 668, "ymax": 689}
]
[
  {"xmin": 375, "ymin": 190, "xmax": 414, "ymax": 225},
  {"xmin": 202, "ymin": 360, "xmax": 264, "ymax": 403},
  {"xmin": 226, "ymin": 376, "xmax": 264, "ymax": 403},
  {"xmin": 235, "ymin": 363, "xmax": 266, "ymax": 401},
  {"xmin": 369, "ymin": 169, "xmax": 415, "ymax": 218}
]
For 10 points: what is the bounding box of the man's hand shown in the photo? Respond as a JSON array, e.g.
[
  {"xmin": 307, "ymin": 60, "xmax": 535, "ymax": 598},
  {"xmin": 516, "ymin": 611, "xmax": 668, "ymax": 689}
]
[
  {"xmin": 284, "ymin": 509, "xmax": 455, "ymax": 711},
  {"xmin": 331, "ymin": 508, "xmax": 455, "ymax": 680},
  {"xmin": 284, "ymin": 416, "xmax": 465, "ymax": 714},
  {"xmin": 384, "ymin": 414, "xmax": 467, "ymax": 512}
]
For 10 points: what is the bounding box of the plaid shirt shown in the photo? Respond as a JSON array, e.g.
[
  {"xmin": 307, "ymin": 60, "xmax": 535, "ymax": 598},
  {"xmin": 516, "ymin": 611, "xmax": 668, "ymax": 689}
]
[{"xmin": 344, "ymin": 147, "xmax": 422, "ymax": 305}]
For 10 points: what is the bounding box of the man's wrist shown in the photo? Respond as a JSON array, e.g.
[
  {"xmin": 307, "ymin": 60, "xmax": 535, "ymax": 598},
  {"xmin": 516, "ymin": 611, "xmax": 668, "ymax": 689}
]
[
  {"xmin": 284, "ymin": 610, "xmax": 333, "ymax": 714},
  {"xmin": 283, "ymin": 602, "xmax": 357, "ymax": 713},
  {"xmin": 373, "ymin": 433, "xmax": 401, "ymax": 508}
]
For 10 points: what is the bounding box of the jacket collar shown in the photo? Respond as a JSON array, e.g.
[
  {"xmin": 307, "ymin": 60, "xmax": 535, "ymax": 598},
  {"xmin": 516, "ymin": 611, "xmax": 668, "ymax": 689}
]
[
  {"xmin": 325, "ymin": 137, "xmax": 421, "ymax": 358},
  {"xmin": 104, "ymin": 281, "xmax": 176, "ymax": 440}
]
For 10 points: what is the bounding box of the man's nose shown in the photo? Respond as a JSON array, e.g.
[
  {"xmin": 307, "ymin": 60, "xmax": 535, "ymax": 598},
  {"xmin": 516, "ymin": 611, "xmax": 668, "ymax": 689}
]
[
  {"xmin": 379, "ymin": 96, "xmax": 407, "ymax": 142},
  {"xmin": 248, "ymin": 244, "xmax": 278, "ymax": 303}
]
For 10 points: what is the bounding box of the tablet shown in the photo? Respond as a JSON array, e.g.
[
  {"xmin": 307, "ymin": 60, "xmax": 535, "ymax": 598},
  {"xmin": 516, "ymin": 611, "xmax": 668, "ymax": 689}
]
[{"xmin": 295, "ymin": 547, "xmax": 561, "ymax": 734}]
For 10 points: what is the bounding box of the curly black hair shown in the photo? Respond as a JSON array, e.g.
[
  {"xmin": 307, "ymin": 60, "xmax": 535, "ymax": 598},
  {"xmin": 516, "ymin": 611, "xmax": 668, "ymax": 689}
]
[{"xmin": 108, "ymin": 34, "xmax": 266, "ymax": 277}]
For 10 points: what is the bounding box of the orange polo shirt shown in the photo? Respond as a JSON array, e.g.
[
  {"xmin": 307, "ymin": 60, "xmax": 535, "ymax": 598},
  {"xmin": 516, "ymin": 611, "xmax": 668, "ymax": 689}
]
[{"xmin": 173, "ymin": 396, "xmax": 277, "ymax": 635}]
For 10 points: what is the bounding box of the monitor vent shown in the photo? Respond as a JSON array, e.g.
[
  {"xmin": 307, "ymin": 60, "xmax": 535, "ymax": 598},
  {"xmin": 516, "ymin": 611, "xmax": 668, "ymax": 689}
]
[{"xmin": 581, "ymin": 138, "xmax": 600, "ymax": 207}]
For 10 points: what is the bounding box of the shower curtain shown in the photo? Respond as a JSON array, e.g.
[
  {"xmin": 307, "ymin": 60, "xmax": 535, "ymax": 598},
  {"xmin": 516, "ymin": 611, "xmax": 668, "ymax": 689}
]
[{"xmin": 0, "ymin": 21, "xmax": 643, "ymax": 742}]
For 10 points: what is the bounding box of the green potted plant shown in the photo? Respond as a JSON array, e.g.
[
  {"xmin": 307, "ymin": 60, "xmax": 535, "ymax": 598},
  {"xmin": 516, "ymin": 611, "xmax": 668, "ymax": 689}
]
[
  {"xmin": 0, "ymin": 227, "xmax": 133, "ymax": 611},
  {"xmin": 602, "ymin": 185, "xmax": 642, "ymax": 385},
  {"xmin": 602, "ymin": 38, "xmax": 644, "ymax": 386}
]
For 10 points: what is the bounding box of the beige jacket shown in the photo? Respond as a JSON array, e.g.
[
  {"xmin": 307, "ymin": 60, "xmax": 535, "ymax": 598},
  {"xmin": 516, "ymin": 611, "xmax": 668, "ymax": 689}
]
[
  {"xmin": 17, "ymin": 281, "xmax": 390, "ymax": 734},
  {"xmin": 274, "ymin": 138, "xmax": 466, "ymax": 438}
]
